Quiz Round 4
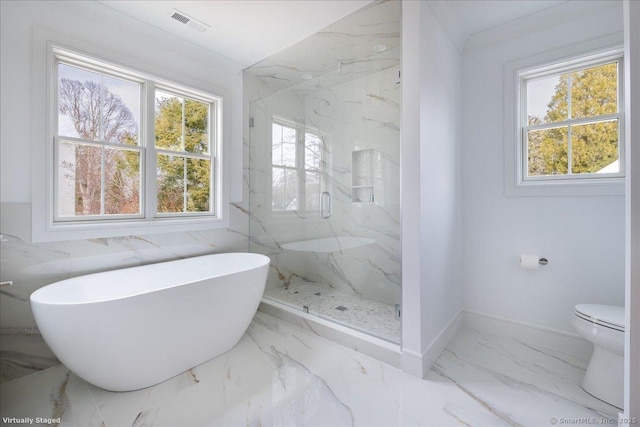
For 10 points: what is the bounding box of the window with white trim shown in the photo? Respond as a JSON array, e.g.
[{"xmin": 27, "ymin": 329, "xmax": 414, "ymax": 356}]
[
  {"xmin": 53, "ymin": 49, "xmax": 219, "ymax": 224},
  {"xmin": 271, "ymin": 119, "xmax": 322, "ymax": 212},
  {"xmin": 519, "ymin": 50, "xmax": 624, "ymax": 183}
]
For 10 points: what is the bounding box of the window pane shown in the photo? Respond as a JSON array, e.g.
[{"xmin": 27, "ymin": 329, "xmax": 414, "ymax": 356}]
[
  {"xmin": 526, "ymin": 74, "xmax": 565, "ymax": 125},
  {"xmin": 272, "ymin": 123, "xmax": 296, "ymax": 167},
  {"xmin": 105, "ymin": 147, "xmax": 140, "ymax": 215},
  {"xmin": 157, "ymin": 154, "xmax": 184, "ymax": 213},
  {"xmin": 58, "ymin": 63, "xmax": 140, "ymax": 144},
  {"xmin": 283, "ymin": 169, "xmax": 298, "ymax": 210},
  {"xmin": 571, "ymin": 120, "xmax": 619, "ymax": 174},
  {"xmin": 272, "ymin": 167, "xmax": 298, "ymax": 211},
  {"xmin": 57, "ymin": 141, "xmax": 102, "ymax": 216},
  {"xmin": 571, "ymin": 63, "xmax": 618, "ymax": 119},
  {"xmin": 186, "ymin": 158, "xmax": 211, "ymax": 212},
  {"xmin": 527, "ymin": 127, "xmax": 568, "ymax": 176},
  {"xmin": 184, "ymin": 99, "xmax": 209, "ymax": 154},
  {"xmin": 272, "ymin": 124, "xmax": 283, "ymax": 166},
  {"xmin": 305, "ymin": 171, "xmax": 320, "ymax": 211},
  {"xmin": 305, "ymin": 133, "xmax": 321, "ymax": 170},
  {"xmin": 272, "ymin": 168, "xmax": 285, "ymax": 210},
  {"xmin": 102, "ymin": 75, "xmax": 140, "ymax": 145},
  {"xmin": 155, "ymin": 91, "xmax": 183, "ymax": 151},
  {"xmin": 58, "ymin": 64, "xmax": 103, "ymax": 140},
  {"xmin": 282, "ymin": 128, "xmax": 297, "ymax": 167}
]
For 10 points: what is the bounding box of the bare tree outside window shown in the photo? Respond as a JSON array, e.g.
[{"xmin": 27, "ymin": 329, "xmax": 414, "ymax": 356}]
[{"xmin": 57, "ymin": 69, "xmax": 141, "ymax": 217}]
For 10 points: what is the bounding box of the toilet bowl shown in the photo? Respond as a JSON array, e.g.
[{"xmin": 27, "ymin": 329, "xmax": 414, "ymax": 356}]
[{"xmin": 571, "ymin": 304, "xmax": 624, "ymax": 409}]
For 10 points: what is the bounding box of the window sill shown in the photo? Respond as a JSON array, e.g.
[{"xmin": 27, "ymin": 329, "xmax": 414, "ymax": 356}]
[
  {"xmin": 32, "ymin": 215, "xmax": 229, "ymax": 243},
  {"xmin": 506, "ymin": 177, "xmax": 625, "ymax": 197}
]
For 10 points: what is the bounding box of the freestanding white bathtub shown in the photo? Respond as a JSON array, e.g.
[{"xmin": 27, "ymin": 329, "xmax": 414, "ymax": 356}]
[{"xmin": 30, "ymin": 252, "xmax": 270, "ymax": 392}]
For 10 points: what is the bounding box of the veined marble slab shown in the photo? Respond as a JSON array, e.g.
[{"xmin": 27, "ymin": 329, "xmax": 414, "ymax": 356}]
[{"xmin": 0, "ymin": 313, "xmax": 619, "ymax": 427}]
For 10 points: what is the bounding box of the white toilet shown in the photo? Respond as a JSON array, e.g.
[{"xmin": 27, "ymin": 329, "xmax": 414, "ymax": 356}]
[{"xmin": 571, "ymin": 304, "xmax": 625, "ymax": 409}]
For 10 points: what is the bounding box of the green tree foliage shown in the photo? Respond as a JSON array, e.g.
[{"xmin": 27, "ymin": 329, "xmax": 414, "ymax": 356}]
[
  {"xmin": 528, "ymin": 63, "xmax": 619, "ymax": 176},
  {"xmin": 154, "ymin": 96, "xmax": 210, "ymax": 213}
]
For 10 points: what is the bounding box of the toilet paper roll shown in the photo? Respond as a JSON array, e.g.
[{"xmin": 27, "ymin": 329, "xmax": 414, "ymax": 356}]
[{"xmin": 520, "ymin": 254, "xmax": 540, "ymax": 270}]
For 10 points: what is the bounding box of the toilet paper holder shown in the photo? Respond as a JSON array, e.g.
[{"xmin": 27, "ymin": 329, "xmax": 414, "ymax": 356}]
[{"xmin": 539, "ymin": 257, "xmax": 548, "ymax": 266}]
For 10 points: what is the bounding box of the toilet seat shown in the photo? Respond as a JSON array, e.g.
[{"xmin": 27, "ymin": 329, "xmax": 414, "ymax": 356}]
[{"xmin": 574, "ymin": 304, "xmax": 625, "ymax": 332}]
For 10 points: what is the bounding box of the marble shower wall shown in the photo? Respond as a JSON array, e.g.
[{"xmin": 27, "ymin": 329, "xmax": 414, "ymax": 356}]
[
  {"xmin": 304, "ymin": 63, "xmax": 401, "ymax": 304},
  {"xmin": 0, "ymin": 203, "xmax": 249, "ymax": 383},
  {"xmin": 244, "ymin": 0, "xmax": 401, "ymax": 306}
]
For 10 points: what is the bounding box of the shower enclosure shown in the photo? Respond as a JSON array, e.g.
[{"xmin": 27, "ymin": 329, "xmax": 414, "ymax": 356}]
[{"xmin": 244, "ymin": 1, "xmax": 401, "ymax": 344}]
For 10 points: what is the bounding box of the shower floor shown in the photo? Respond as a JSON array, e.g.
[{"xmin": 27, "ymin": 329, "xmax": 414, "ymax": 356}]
[{"xmin": 263, "ymin": 282, "xmax": 401, "ymax": 344}]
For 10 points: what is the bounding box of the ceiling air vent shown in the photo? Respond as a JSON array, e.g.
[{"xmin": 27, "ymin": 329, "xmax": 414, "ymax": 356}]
[{"xmin": 168, "ymin": 9, "xmax": 210, "ymax": 33}]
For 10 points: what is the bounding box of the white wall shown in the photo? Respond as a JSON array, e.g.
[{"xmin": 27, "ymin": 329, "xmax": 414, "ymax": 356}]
[
  {"xmin": 419, "ymin": 2, "xmax": 463, "ymax": 367},
  {"xmin": 623, "ymin": 0, "xmax": 640, "ymax": 419},
  {"xmin": 461, "ymin": 4, "xmax": 625, "ymax": 335},
  {"xmin": 401, "ymin": 1, "xmax": 463, "ymax": 377}
]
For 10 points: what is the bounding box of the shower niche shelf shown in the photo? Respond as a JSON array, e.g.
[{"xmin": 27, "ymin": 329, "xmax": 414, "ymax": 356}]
[{"xmin": 352, "ymin": 149, "xmax": 375, "ymax": 203}]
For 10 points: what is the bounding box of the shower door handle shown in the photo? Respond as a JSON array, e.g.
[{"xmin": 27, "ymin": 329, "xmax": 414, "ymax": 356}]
[{"xmin": 320, "ymin": 191, "xmax": 331, "ymax": 219}]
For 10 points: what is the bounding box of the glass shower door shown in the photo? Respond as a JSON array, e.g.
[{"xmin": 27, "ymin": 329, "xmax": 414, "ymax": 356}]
[
  {"xmin": 245, "ymin": 18, "xmax": 402, "ymax": 343},
  {"xmin": 247, "ymin": 94, "xmax": 323, "ymax": 316}
]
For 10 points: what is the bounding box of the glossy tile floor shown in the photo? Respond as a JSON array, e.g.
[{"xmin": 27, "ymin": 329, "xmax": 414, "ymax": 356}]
[
  {"xmin": 0, "ymin": 312, "xmax": 618, "ymax": 426},
  {"xmin": 264, "ymin": 282, "xmax": 401, "ymax": 344}
]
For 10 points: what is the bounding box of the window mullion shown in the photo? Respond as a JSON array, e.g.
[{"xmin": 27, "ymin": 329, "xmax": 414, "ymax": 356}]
[
  {"xmin": 146, "ymin": 81, "xmax": 156, "ymax": 220},
  {"xmin": 181, "ymin": 98, "xmax": 186, "ymax": 152},
  {"xmin": 183, "ymin": 156, "xmax": 187, "ymax": 213},
  {"xmin": 567, "ymin": 125, "xmax": 573, "ymax": 175},
  {"xmin": 617, "ymin": 59, "xmax": 625, "ymax": 174},
  {"xmin": 101, "ymin": 146, "xmax": 106, "ymax": 215},
  {"xmin": 567, "ymin": 73, "xmax": 572, "ymax": 175},
  {"xmin": 524, "ymin": 113, "xmax": 621, "ymax": 132},
  {"xmin": 567, "ymin": 73, "xmax": 572, "ymax": 120},
  {"xmin": 298, "ymin": 127, "xmax": 305, "ymax": 211},
  {"xmin": 99, "ymin": 75, "xmax": 104, "ymax": 141},
  {"xmin": 155, "ymin": 148, "xmax": 209, "ymax": 160}
]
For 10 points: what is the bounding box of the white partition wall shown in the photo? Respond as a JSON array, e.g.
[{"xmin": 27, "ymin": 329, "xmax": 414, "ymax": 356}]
[{"xmin": 623, "ymin": 0, "xmax": 640, "ymax": 420}]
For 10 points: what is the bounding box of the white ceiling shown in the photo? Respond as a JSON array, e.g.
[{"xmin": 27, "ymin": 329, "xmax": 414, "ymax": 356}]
[
  {"xmin": 95, "ymin": 0, "xmax": 600, "ymax": 67},
  {"xmin": 427, "ymin": 0, "xmax": 567, "ymax": 51},
  {"xmin": 97, "ymin": 0, "xmax": 374, "ymax": 68}
]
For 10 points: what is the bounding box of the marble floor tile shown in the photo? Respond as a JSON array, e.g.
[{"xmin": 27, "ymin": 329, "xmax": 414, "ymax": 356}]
[
  {"xmin": 0, "ymin": 315, "xmax": 618, "ymax": 427},
  {"xmin": 431, "ymin": 329, "xmax": 619, "ymax": 426},
  {"xmin": 0, "ymin": 330, "xmax": 60, "ymax": 384}
]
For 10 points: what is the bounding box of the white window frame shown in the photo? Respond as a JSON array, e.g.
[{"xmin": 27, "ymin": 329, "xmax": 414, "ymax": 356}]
[
  {"xmin": 270, "ymin": 117, "xmax": 324, "ymax": 215},
  {"xmin": 32, "ymin": 37, "xmax": 227, "ymax": 242},
  {"xmin": 53, "ymin": 54, "xmax": 147, "ymax": 223},
  {"xmin": 504, "ymin": 36, "xmax": 625, "ymax": 197}
]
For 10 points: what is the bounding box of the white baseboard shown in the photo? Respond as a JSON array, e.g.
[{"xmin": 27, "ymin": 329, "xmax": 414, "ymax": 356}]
[
  {"xmin": 401, "ymin": 349, "xmax": 424, "ymax": 377},
  {"xmin": 463, "ymin": 310, "xmax": 593, "ymax": 359},
  {"xmin": 400, "ymin": 311, "xmax": 464, "ymax": 378},
  {"xmin": 420, "ymin": 311, "xmax": 464, "ymax": 377}
]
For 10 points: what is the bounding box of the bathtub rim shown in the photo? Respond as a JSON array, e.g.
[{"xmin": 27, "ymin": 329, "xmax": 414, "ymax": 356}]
[{"xmin": 30, "ymin": 252, "xmax": 270, "ymax": 306}]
